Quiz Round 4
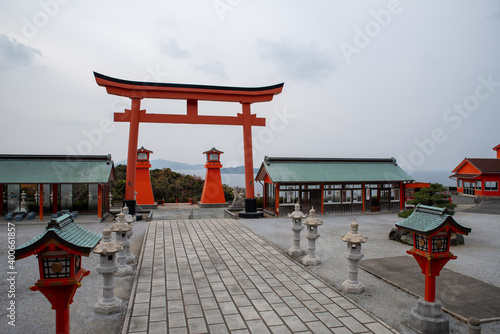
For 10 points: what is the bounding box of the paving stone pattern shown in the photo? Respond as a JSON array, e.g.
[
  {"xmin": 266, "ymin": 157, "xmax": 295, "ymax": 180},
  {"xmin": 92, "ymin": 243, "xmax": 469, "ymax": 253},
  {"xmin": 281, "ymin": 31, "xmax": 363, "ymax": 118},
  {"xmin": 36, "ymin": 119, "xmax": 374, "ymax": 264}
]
[{"xmin": 123, "ymin": 219, "xmax": 397, "ymax": 333}]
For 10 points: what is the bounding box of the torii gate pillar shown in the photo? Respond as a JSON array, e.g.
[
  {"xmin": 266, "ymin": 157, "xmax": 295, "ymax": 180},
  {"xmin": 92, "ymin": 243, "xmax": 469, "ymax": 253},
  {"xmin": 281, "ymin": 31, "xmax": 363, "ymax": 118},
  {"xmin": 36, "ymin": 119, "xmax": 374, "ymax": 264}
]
[{"xmin": 94, "ymin": 72, "xmax": 283, "ymax": 218}]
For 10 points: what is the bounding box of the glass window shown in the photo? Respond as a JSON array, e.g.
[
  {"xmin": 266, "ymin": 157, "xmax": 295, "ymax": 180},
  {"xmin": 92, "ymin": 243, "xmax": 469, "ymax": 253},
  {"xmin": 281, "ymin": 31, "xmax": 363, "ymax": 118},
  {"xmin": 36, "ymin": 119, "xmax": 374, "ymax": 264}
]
[
  {"xmin": 265, "ymin": 183, "xmax": 275, "ymax": 210},
  {"xmin": 342, "ymin": 190, "xmax": 352, "ymax": 203},
  {"xmin": 88, "ymin": 184, "xmax": 98, "ymax": 212},
  {"xmin": 463, "ymin": 182, "xmax": 475, "ymax": 195},
  {"xmin": 476, "ymin": 181, "xmax": 482, "ymax": 190},
  {"xmin": 279, "ymin": 185, "xmax": 299, "ymax": 190},
  {"xmin": 366, "ymin": 184, "xmax": 379, "ymax": 188},
  {"xmin": 7, "ymin": 184, "xmax": 20, "ymax": 212},
  {"xmin": 324, "ymin": 190, "xmax": 341, "ymax": 203},
  {"xmin": 380, "ymin": 190, "xmax": 390, "ymax": 202},
  {"xmin": 306, "ymin": 185, "xmax": 320, "ymax": 189},
  {"xmin": 352, "ymin": 190, "xmax": 362, "ymax": 203},
  {"xmin": 391, "ymin": 189, "xmax": 400, "ymax": 201},
  {"xmin": 457, "ymin": 180, "xmax": 462, "ymax": 188},
  {"xmin": 324, "ymin": 184, "xmax": 342, "ymax": 190},
  {"xmin": 345, "ymin": 184, "xmax": 362, "ymax": 189},
  {"xmin": 61, "ymin": 184, "xmax": 73, "ymax": 210},
  {"xmin": 485, "ymin": 181, "xmax": 498, "ymax": 191},
  {"xmin": 279, "ymin": 189, "xmax": 298, "ymax": 205}
]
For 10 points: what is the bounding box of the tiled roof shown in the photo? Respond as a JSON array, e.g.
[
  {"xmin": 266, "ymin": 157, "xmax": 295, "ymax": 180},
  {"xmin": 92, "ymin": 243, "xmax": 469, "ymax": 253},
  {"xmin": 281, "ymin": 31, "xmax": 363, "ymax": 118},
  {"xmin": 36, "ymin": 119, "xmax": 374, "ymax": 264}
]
[
  {"xmin": 15, "ymin": 214, "xmax": 102, "ymax": 258},
  {"xmin": 467, "ymin": 158, "xmax": 500, "ymax": 173},
  {"xmin": 0, "ymin": 154, "xmax": 115, "ymax": 183},
  {"xmin": 396, "ymin": 204, "xmax": 471, "ymax": 236},
  {"xmin": 256, "ymin": 157, "xmax": 413, "ymax": 183}
]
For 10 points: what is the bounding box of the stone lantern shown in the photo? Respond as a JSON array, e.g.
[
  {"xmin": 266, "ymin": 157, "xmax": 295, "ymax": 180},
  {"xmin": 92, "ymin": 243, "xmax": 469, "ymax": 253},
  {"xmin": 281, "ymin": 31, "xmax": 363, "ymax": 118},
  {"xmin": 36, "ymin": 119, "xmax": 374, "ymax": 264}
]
[
  {"xmin": 302, "ymin": 207, "xmax": 323, "ymax": 266},
  {"xmin": 111, "ymin": 211, "xmax": 133, "ymax": 276},
  {"xmin": 396, "ymin": 204, "xmax": 471, "ymax": 334},
  {"xmin": 340, "ymin": 218, "xmax": 368, "ymax": 294},
  {"xmin": 93, "ymin": 226, "xmax": 123, "ymax": 314},
  {"xmin": 122, "ymin": 205, "xmax": 136, "ymax": 266},
  {"xmin": 14, "ymin": 214, "xmax": 101, "ymax": 334},
  {"xmin": 288, "ymin": 202, "xmax": 306, "ymax": 257}
]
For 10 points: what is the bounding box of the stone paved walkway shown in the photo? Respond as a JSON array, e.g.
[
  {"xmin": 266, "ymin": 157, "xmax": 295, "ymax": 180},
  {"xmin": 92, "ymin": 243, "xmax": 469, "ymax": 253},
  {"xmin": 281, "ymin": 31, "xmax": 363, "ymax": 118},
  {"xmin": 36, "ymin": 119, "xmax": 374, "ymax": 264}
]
[{"xmin": 122, "ymin": 219, "xmax": 397, "ymax": 333}]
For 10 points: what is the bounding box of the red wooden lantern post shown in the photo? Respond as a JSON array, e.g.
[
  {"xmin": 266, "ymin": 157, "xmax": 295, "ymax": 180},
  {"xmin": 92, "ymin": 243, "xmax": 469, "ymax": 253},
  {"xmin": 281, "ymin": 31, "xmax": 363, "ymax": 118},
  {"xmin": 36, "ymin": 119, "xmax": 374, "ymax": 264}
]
[
  {"xmin": 15, "ymin": 214, "xmax": 102, "ymax": 334},
  {"xmin": 396, "ymin": 204, "xmax": 471, "ymax": 333},
  {"xmin": 200, "ymin": 147, "xmax": 227, "ymax": 207}
]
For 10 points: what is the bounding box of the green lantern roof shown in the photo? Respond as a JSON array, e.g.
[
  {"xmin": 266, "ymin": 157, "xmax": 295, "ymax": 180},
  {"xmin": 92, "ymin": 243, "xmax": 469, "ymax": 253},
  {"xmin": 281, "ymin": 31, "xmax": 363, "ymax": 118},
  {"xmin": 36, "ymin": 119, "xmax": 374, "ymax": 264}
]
[
  {"xmin": 396, "ymin": 204, "xmax": 471, "ymax": 236},
  {"xmin": 15, "ymin": 214, "xmax": 102, "ymax": 259}
]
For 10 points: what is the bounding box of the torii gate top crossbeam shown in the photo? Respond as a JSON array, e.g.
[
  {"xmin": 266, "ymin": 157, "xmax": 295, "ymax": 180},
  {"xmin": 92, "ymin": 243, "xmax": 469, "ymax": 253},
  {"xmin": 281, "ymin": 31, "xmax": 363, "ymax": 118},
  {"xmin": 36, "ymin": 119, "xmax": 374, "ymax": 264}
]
[{"xmin": 94, "ymin": 72, "xmax": 284, "ymax": 103}]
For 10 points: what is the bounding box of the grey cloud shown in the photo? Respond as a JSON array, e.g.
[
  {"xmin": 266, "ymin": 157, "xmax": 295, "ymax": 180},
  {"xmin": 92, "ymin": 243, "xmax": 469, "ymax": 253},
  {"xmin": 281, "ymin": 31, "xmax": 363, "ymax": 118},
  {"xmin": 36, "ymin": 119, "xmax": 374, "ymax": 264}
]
[
  {"xmin": 0, "ymin": 34, "xmax": 42, "ymax": 71},
  {"xmin": 159, "ymin": 38, "xmax": 190, "ymax": 58},
  {"xmin": 194, "ymin": 60, "xmax": 226, "ymax": 80},
  {"xmin": 259, "ymin": 39, "xmax": 335, "ymax": 82}
]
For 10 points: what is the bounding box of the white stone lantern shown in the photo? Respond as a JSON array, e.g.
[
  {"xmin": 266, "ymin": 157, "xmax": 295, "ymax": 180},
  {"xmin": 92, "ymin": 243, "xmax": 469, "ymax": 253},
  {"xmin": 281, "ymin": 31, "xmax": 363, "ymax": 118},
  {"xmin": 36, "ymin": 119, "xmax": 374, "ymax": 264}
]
[
  {"xmin": 111, "ymin": 212, "xmax": 133, "ymax": 276},
  {"xmin": 122, "ymin": 205, "xmax": 136, "ymax": 265},
  {"xmin": 340, "ymin": 218, "xmax": 368, "ymax": 294},
  {"xmin": 288, "ymin": 202, "xmax": 306, "ymax": 257},
  {"xmin": 93, "ymin": 227, "xmax": 123, "ymax": 314},
  {"xmin": 302, "ymin": 207, "xmax": 323, "ymax": 266}
]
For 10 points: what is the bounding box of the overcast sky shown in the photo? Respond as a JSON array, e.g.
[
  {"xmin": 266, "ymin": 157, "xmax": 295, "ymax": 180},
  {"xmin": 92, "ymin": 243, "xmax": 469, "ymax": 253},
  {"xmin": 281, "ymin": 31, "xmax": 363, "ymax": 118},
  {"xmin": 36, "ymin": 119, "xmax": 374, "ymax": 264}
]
[{"xmin": 1, "ymin": 1, "xmax": 499, "ymax": 177}]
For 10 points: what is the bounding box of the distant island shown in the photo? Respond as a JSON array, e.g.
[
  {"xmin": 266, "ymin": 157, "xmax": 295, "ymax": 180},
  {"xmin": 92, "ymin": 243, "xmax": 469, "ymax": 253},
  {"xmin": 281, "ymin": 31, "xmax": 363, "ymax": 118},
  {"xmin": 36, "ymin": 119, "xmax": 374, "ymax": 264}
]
[{"xmin": 117, "ymin": 159, "xmax": 257, "ymax": 174}]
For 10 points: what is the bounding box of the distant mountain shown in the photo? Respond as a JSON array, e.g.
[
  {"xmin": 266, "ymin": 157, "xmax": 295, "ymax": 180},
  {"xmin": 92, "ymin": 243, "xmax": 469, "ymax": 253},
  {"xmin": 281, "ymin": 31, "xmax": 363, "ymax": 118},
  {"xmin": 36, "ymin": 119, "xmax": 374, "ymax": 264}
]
[{"xmin": 116, "ymin": 159, "xmax": 257, "ymax": 174}]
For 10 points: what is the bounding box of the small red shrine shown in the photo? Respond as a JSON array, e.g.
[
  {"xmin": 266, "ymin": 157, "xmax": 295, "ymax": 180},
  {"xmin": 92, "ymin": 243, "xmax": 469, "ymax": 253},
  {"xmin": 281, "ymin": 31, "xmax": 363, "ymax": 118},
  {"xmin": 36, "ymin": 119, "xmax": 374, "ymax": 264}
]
[
  {"xmin": 15, "ymin": 214, "xmax": 102, "ymax": 334},
  {"xmin": 135, "ymin": 146, "xmax": 155, "ymax": 206},
  {"xmin": 199, "ymin": 148, "xmax": 227, "ymax": 207}
]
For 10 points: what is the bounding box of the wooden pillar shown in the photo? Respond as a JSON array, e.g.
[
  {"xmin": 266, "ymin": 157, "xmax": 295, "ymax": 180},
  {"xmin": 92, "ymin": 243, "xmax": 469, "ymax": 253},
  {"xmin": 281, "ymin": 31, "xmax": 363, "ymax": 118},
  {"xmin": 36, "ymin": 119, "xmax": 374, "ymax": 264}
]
[
  {"xmin": 97, "ymin": 184, "xmax": 102, "ymax": 219},
  {"xmin": 400, "ymin": 183, "xmax": 404, "ymax": 210},
  {"xmin": 39, "ymin": 184, "xmax": 44, "ymax": 221},
  {"xmin": 241, "ymin": 102, "xmax": 255, "ymax": 199},
  {"xmin": 320, "ymin": 183, "xmax": 324, "ymax": 214},
  {"xmin": 125, "ymin": 98, "xmax": 142, "ymax": 201},
  {"xmin": 275, "ymin": 183, "xmax": 280, "ymax": 216},
  {"xmin": 361, "ymin": 182, "xmax": 365, "ymax": 213},
  {"xmin": 424, "ymin": 275, "xmax": 436, "ymax": 302},
  {"xmin": 52, "ymin": 184, "xmax": 58, "ymax": 214}
]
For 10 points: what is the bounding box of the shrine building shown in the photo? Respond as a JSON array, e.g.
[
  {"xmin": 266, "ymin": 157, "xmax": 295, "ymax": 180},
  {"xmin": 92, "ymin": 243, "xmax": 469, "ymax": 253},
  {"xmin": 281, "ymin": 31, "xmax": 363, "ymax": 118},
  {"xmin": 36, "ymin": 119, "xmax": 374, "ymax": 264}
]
[
  {"xmin": 450, "ymin": 144, "xmax": 500, "ymax": 198},
  {"xmin": 0, "ymin": 154, "xmax": 115, "ymax": 220},
  {"xmin": 256, "ymin": 156, "xmax": 414, "ymax": 217}
]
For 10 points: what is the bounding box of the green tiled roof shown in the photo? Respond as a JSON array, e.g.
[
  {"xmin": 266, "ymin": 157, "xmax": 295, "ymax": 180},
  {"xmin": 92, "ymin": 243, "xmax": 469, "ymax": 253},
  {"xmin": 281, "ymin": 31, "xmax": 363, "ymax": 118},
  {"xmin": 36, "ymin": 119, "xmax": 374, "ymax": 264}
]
[
  {"xmin": 256, "ymin": 157, "xmax": 413, "ymax": 183},
  {"xmin": 0, "ymin": 154, "xmax": 114, "ymax": 184},
  {"xmin": 15, "ymin": 214, "xmax": 102, "ymax": 258},
  {"xmin": 396, "ymin": 204, "xmax": 471, "ymax": 236}
]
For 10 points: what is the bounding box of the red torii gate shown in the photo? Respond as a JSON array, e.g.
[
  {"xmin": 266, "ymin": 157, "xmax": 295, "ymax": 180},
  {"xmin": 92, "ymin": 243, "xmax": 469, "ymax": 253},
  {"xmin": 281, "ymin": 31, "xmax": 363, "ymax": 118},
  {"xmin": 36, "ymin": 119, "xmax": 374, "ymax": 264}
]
[{"xmin": 94, "ymin": 72, "xmax": 283, "ymax": 217}]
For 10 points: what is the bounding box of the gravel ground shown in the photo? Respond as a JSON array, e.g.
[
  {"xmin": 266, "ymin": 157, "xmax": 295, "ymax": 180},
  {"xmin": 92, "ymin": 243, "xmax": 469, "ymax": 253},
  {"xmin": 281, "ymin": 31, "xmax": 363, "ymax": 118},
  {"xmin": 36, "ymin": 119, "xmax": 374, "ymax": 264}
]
[
  {"xmin": 0, "ymin": 216, "xmax": 147, "ymax": 334},
  {"xmin": 239, "ymin": 210, "xmax": 500, "ymax": 334}
]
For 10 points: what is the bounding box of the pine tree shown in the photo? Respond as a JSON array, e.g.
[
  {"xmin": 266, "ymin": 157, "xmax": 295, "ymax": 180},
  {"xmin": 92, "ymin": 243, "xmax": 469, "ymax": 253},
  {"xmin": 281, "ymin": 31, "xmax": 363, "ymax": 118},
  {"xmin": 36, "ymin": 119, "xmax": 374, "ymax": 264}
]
[{"xmin": 399, "ymin": 183, "xmax": 456, "ymax": 218}]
